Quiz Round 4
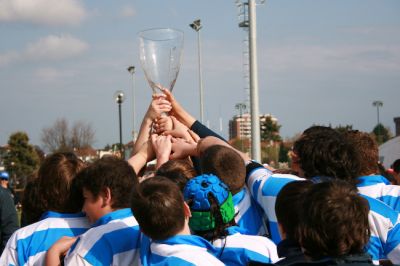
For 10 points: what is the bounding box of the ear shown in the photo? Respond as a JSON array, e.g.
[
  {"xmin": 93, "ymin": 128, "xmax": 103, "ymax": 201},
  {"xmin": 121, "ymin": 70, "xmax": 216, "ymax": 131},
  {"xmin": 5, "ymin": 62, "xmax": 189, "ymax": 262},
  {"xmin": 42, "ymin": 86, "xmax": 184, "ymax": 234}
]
[
  {"xmin": 101, "ymin": 187, "xmax": 112, "ymax": 208},
  {"xmin": 183, "ymin": 202, "xmax": 192, "ymax": 218}
]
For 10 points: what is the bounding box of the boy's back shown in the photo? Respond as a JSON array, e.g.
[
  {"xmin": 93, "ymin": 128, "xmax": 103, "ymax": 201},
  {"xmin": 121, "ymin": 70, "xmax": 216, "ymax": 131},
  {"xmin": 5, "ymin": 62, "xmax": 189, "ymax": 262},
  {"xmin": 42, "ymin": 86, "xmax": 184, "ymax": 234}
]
[
  {"xmin": 212, "ymin": 226, "xmax": 279, "ymax": 265},
  {"xmin": 0, "ymin": 212, "xmax": 89, "ymax": 266},
  {"xmin": 64, "ymin": 208, "xmax": 140, "ymax": 265},
  {"xmin": 142, "ymin": 234, "xmax": 224, "ymax": 266}
]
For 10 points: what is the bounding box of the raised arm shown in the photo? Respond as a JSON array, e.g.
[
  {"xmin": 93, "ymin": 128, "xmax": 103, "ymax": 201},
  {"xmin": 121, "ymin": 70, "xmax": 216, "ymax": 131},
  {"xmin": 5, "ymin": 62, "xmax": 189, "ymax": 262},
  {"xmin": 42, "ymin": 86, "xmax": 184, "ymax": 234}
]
[
  {"xmin": 128, "ymin": 140, "xmax": 155, "ymax": 175},
  {"xmin": 133, "ymin": 94, "xmax": 172, "ymax": 155},
  {"xmin": 162, "ymin": 88, "xmax": 196, "ymax": 128},
  {"xmin": 197, "ymin": 136, "xmax": 250, "ymax": 161}
]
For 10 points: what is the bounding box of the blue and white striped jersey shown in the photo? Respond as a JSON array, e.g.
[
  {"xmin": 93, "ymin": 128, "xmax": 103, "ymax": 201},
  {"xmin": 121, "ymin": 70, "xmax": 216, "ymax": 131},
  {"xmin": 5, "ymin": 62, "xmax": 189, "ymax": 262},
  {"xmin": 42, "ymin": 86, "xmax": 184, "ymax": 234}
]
[
  {"xmin": 233, "ymin": 187, "xmax": 267, "ymax": 236},
  {"xmin": 212, "ymin": 226, "xmax": 279, "ymax": 265},
  {"xmin": 0, "ymin": 211, "xmax": 90, "ymax": 266},
  {"xmin": 246, "ymin": 163, "xmax": 400, "ymax": 264},
  {"xmin": 357, "ymin": 175, "xmax": 400, "ymax": 212},
  {"xmin": 361, "ymin": 194, "xmax": 400, "ymax": 263},
  {"xmin": 246, "ymin": 163, "xmax": 303, "ymax": 244},
  {"xmin": 140, "ymin": 234, "xmax": 224, "ymax": 266},
  {"xmin": 64, "ymin": 208, "xmax": 141, "ymax": 266}
]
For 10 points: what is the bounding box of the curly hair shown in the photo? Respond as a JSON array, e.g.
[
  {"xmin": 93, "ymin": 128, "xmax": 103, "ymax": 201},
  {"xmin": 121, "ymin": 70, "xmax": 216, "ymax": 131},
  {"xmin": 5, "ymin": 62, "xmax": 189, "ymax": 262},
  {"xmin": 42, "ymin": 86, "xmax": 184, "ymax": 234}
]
[
  {"xmin": 293, "ymin": 129, "xmax": 360, "ymax": 181},
  {"xmin": 298, "ymin": 180, "xmax": 370, "ymax": 259},
  {"xmin": 343, "ymin": 130, "xmax": 379, "ymax": 176}
]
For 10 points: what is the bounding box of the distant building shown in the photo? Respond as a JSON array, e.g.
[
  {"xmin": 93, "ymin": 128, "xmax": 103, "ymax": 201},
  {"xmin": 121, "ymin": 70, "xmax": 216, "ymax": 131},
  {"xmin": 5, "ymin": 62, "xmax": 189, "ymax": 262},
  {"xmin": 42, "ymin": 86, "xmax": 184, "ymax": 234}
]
[
  {"xmin": 229, "ymin": 113, "xmax": 278, "ymax": 140},
  {"xmin": 394, "ymin": 117, "xmax": 400, "ymax": 137},
  {"xmin": 0, "ymin": 145, "xmax": 9, "ymax": 171},
  {"xmin": 379, "ymin": 116, "xmax": 400, "ymax": 168},
  {"xmin": 74, "ymin": 147, "xmax": 98, "ymax": 162}
]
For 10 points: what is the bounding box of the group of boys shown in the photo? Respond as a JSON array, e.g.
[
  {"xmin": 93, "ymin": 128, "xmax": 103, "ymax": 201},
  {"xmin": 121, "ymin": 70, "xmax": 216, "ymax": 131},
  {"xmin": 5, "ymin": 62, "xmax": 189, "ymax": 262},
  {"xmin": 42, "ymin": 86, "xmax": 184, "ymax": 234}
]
[{"xmin": 0, "ymin": 89, "xmax": 400, "ymax": 265}]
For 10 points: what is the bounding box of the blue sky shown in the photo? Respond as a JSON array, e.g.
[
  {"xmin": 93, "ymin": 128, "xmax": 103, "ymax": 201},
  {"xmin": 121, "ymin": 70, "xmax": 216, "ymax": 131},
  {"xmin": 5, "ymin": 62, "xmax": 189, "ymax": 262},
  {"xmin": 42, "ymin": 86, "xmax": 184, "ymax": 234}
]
[{"xmin": 0, "ymin": 0, "xmax": 399, "ymax": 150}]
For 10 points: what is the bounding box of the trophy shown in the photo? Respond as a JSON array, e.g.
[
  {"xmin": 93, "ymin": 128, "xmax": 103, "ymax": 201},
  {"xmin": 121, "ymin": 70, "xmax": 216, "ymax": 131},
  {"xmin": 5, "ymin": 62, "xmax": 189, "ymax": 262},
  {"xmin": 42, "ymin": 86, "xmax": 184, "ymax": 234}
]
[{"xmin": 139, "ymin": 28, "xmax": 184, "ymax": 94}]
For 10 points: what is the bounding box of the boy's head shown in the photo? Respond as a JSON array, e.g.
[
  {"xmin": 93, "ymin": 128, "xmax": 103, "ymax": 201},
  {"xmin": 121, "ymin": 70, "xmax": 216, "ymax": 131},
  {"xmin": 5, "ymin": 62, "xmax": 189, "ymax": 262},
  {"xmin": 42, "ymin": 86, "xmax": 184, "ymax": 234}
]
[
  {"xmin": 75, "ymin": 156, "xmax": 138, "ymax": 223},
  {"xmin": 275, "ymin": 181, "xmax": 312, "ymax": 240},
  {"xmin": 293, "ymin": 128, "xmax": 359, "ymax": 181},
  {"xmin": 36, "ymin": 152, "xmax": 86, "ymax": 214},
  {"xmin": 298, "ymin": 180, "xmax": 370, "ymax": 259},
  {"xmin": 393, "ymin": 159, "xmax": 400, "ymax": 174},
  {"xmin": 183, "ymin": 174, "xmax": 236, "ymax": 241},
  {"xmin": 156, "ymin": 159, "xmax": 196, "ymax": 191},
  {"xmin": 131, "ymin": 176, "xmax": 188, "ymax": 241},
  {"xmin": 200, "ymin": 145, "xmax": 245, "ymax": 195},
  {"xmin": 343, "ymin": 130, "xmax": 379, "ymax": 176}
]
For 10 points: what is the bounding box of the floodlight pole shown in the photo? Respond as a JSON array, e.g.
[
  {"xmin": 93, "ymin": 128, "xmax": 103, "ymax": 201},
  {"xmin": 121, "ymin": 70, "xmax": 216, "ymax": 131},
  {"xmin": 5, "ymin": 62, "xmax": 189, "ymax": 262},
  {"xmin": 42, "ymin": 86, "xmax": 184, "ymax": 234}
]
[
  {"xmin": 248, "ymin": 0, "xmax": 261, "ymax": 161},
  {"xmin": 190, "ymin": 19, "xmax": 204, "ymax": 123}
]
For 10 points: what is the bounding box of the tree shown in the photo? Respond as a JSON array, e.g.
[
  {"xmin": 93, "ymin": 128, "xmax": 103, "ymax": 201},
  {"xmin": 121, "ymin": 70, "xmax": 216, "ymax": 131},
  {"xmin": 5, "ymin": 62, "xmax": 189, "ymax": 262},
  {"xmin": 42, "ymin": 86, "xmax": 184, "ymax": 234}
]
[
  {"xmin": 278, "ymin": 142, "xmax": 290, "ymax": 163},
  {"xmin": 41, "ymin": 118, "xmax": 95, "ymax": 152},
  {"xmin": 260, "ymin": 116, "xmax": 282, "ymax": 143},
  {"xmin": 4, "ymin": 132, "xmax": 40, "ymax": 189},
  {"xmin": 229, "ymin": 138, "xmax": 251, "ymax": 153},
  {"xmin": 334, "ymin": 124, "xmax": 353, "ymax": 133},
  {"xmin": 71, "ymin": 121, "xmax": 95, "ymax": 149},
  {"xmin": 372, "ymin": 123, "xmax": 392, "ymax": 145}
]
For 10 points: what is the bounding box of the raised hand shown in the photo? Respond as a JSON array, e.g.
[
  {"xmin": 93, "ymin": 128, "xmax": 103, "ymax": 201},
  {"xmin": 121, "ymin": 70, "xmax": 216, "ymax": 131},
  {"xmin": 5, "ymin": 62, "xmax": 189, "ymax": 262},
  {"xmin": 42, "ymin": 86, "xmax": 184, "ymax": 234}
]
[{"xmin": 151, "ymin": 134, "xmax": 172, "ymax": 168}]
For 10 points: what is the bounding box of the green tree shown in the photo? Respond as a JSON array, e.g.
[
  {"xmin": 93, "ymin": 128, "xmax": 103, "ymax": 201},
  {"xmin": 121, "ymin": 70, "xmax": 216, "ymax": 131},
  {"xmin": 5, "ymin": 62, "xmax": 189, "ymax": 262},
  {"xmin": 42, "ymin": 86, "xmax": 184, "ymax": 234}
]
[
  {"xmin": 229, "ymin": 138, "xmax": 250, "ymax": 153},
  {"xmin": 278, "ymin": 142, "xmax": 290, "ymax": 163},
  {"xmin": 372, "ymin": 123, "xmax": 392, "ymax": 145},
  {"xmin": 4, "ymin": 132, "xmax": 40, "ymax": 189},
  {"xmin": 260, "ymin": 116, "xmax": 282, "ymax": 143}
]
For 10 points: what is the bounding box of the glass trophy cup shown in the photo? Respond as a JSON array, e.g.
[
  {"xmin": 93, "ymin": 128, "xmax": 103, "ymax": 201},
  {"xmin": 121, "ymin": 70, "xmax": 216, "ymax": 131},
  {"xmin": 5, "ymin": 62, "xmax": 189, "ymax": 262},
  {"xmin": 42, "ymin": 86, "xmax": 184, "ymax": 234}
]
[{"xmin": 139, "ymin": 28, "xmax": 184, "ymax": 95}]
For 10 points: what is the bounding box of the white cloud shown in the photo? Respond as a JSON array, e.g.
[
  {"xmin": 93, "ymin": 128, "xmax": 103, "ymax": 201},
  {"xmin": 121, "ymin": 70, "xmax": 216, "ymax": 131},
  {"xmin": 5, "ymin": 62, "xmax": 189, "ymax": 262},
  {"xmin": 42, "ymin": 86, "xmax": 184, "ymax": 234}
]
[
  {"xmin": 0, "ymin": 51, "xmax": 18, "ymax": 66},
  {"xmin": 260, "ymin": 44, "xmax": 400, "ymax": 73},
  {"xmin": 24, "ymin": 35, "xmax": 89, "ymax": 60},
  {"xmin": 0, "ymin": 0, "xmax": 86, "ymax": 26},
  {"xmin": 34, "ymin": 67, "xmax": 75, "ymax": 82},
  {"xmin": 120, "ymin": 6, "xmax": 136, "ymax": 18},
  {"xmin": 0, "ymin": 34, "xmax": 89, "ymax": 66}
]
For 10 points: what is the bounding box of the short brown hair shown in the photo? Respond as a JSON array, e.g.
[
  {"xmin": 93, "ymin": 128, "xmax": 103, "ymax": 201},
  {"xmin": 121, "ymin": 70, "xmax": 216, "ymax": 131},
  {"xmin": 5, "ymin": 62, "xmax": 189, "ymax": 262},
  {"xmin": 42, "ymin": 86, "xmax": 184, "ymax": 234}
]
[
  {"xmin": 275, "ymin": 181, "xmax": 312, "ymax": 240},
  {"xmin": 200, "ymin": 145, "xmax": 245, "ymax": 194},
  {"xmin": 131, "ymin": 176, "xmax": 185, "ymax": 240},
  {"xmin": 343, "ymin": 130, "xmax": 379, "ymax": 176},
  {"xmin": 36, "ymin": 152, "xmax": 86, "ymax": 213},
  {"xmin": 156, "ymin": 159, "xmax": 196, "ymax": 191},
  {"xmin": 298, "ymin": 180, "xmax": 370, "ymax": 259},
  {"xmin": 75, "ymin": 156, "xmax": 138, "ymax": 209}
]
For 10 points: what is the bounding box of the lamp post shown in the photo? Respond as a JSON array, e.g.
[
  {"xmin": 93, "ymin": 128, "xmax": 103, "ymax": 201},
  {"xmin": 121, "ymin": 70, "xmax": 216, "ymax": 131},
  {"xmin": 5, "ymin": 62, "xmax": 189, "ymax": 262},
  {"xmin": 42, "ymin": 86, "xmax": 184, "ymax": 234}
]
[
  {"xmin": 235, "ymin": 103, "xmax": 247, "ymax": 152},
  {"xmin": 373, "ymin": 100, "xmax": 383, "ymax": 140},
  {"xmin": 373, "ymin": 100, "xmax": 383, "ymax": 126},
  {"xmin": 190, "ymin": 19, "xmax": 204, "ymax": 124},
  {"xmin": 114, "ymin": 91, "xmax": 125, "ymax": 159},
  {"xmin": 127, "ymin": 66, "xmax": 136, "ymax": 141}
]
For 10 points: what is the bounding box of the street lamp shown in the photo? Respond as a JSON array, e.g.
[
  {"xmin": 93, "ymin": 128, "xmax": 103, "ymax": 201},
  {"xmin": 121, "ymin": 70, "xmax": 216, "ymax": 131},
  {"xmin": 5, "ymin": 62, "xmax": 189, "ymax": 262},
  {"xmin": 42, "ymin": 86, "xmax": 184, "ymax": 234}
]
[
  {"xmin": 127, "ymin": 66, "xmax": 136, "ymax": 141},
  {"xmin": 373, "ymin": 100, "xmax": 383, "ymax": 140},
  {"xmin": 189, "ymin": 19, "xmax": 204, "ymax": 124},
  {"xmin": 114, "ymin": 90, "xmax": 125, "ymax": 159},
  {"xmin": 373, "ymin": 100, "xmax": 383, "ymax": 126},
  {"xmin": 235, "ymin": 103, "xmax": 246, "ymax": 151}
]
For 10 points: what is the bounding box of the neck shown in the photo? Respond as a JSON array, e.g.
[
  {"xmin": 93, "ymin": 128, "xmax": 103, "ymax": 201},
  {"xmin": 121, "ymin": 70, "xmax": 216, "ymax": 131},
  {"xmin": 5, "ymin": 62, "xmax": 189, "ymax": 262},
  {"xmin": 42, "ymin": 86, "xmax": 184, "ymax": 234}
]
[{"xmin": 176, "ymin": 220, "xmax": 192, "ymax": 236}]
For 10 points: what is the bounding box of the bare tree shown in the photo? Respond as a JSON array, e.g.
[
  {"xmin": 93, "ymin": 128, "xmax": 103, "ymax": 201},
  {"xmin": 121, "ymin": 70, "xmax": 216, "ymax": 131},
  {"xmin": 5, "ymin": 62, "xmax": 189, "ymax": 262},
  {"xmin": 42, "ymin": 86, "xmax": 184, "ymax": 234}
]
[
  {"xmin": 41, "ymin": 118, "xmax": 95, "ymax": 152},
  {"xmin": 71, "ymin": 121, "xmax": 95, "ymax": 149}
]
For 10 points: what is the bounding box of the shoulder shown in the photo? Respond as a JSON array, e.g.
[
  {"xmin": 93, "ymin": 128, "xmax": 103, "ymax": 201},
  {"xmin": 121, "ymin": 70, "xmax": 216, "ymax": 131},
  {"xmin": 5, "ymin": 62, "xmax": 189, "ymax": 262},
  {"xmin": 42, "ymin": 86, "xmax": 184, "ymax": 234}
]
[{"xmin": 70, "ymin": 219, "xmax": 140, "ymax": 257}]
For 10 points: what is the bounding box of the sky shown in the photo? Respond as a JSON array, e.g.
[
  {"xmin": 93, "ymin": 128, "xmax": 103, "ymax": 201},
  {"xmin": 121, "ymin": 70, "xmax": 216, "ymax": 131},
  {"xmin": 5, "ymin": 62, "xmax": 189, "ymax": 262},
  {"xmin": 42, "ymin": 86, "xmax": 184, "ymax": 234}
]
[{"xmin": 0, "ymin": 0, "xmax": 399, "ymax": 150}]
